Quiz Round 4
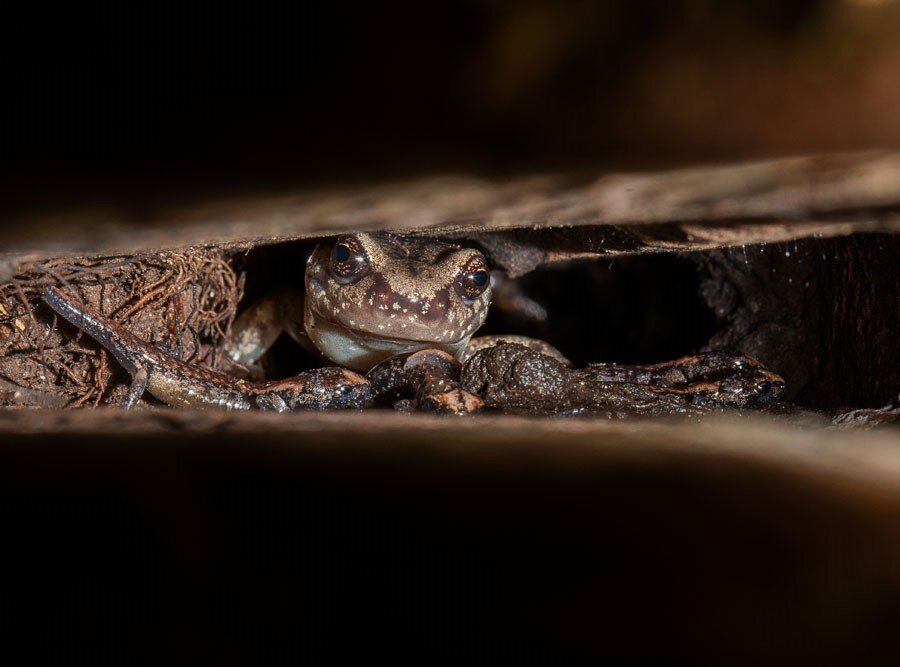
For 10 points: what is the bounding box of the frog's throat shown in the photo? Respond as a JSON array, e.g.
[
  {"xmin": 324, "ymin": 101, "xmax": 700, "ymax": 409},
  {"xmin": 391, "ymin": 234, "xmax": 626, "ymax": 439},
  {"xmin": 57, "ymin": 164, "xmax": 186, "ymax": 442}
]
[{"xmin": 305, "ymin": 308, "xmax": 470, "ymax": 372}]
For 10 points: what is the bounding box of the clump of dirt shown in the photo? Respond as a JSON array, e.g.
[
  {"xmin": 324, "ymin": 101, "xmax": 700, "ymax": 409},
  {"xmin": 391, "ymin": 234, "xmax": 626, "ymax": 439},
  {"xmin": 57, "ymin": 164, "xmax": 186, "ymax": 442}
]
[{"xmin": 0, "ymin": 250, "xmax": 242, "ymax": 407}]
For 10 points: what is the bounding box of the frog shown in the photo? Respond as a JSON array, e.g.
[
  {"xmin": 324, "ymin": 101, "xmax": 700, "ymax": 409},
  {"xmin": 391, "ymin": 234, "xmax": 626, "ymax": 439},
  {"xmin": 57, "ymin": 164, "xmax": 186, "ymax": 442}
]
[
  {"xmin": 225, "ymin": 233, "xmax": 485, "ymax": 369},
  {"xmin": 222, "ymin": 232, "xmax": 566, "ymax": 412}
]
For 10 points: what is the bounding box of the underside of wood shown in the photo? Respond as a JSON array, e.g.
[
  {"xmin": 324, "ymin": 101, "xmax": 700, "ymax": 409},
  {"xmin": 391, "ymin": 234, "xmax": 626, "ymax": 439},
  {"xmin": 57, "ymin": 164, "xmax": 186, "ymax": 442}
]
[{"xmin": 2, "ymin": 151, "xmax": 900, "ymax": 264}]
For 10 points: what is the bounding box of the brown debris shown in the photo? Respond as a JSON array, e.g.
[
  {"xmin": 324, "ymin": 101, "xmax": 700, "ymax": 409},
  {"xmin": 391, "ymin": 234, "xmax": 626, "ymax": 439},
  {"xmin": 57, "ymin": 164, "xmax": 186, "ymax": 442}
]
[{"xmin": 0, "ymin": 250, "xmax": 242, "ymax": 408}]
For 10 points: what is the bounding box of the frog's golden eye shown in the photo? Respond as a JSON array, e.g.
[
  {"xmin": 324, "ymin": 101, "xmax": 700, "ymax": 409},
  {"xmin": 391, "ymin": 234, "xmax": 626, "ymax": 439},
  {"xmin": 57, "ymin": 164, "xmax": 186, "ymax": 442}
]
[
  {"xmin": 455, "ymin": 256, "xmax": 491, "ymax": 303},
  {"xmin": 329, "ymin": 237, "xmax": 370, "ymax": 284}
]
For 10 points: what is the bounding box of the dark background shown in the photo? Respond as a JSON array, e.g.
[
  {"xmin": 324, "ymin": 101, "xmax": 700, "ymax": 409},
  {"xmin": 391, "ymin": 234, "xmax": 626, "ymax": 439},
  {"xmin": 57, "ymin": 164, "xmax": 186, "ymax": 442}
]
[{"xmin": 3, "ymin": 0, "xmax": 900, "ymax": 217}]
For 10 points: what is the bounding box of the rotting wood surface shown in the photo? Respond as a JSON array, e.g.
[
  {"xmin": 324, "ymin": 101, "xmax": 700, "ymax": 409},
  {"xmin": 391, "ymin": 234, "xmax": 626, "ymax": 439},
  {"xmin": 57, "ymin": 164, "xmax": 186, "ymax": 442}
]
[{"xmin": 2, "ymin": 151, "xmax": 900, "ymax": 265}]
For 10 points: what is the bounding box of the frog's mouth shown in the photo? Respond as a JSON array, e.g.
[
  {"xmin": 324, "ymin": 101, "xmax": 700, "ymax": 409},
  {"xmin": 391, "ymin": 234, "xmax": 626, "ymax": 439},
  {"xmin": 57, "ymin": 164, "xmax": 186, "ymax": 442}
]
[{"xmin": 305, "ymin": 306, "xmax": 468, "ymax": 372}]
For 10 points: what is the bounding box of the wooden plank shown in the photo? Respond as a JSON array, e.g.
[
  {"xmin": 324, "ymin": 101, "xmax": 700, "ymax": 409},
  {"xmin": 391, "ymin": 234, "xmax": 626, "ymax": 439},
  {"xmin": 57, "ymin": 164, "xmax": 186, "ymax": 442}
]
[{"xmin": 2, "ymin": 151, "xmax": 900, "ymax": 259}]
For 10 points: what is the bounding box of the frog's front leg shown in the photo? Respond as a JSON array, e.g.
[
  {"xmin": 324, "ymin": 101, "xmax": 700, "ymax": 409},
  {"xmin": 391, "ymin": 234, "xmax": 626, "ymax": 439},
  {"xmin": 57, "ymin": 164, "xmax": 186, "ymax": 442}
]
[
  {"xmin": 222, "ymin": 285, "xmax": 310, "ymax": 371},
  {"xmin": 463, "ymin": 335, "xmax": 572, "ymax": 367},
  {"xmin": 367, "ymin": 350, "xmax": 483, "ymax": 415}
]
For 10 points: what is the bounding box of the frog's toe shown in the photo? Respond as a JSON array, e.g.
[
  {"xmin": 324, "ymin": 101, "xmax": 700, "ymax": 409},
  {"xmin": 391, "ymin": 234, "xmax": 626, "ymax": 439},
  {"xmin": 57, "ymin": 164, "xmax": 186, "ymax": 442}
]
[{"xmin": 420, "ymin": 388, "xmax": 484, "ymax": 415}]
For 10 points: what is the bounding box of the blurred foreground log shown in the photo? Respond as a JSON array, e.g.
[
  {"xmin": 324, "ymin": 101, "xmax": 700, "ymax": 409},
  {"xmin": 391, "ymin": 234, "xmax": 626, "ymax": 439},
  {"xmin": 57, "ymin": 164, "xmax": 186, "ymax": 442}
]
[{"xmin": 0, "ymin": 410, "xmax": 899, "ymax": 664}]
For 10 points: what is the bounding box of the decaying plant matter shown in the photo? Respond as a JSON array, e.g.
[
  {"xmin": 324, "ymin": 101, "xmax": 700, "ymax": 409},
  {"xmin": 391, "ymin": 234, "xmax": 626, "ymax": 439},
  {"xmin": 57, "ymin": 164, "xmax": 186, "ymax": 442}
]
[{"xmin": 0, "ymin": 250, "xmax": 241, "ymax": 408}]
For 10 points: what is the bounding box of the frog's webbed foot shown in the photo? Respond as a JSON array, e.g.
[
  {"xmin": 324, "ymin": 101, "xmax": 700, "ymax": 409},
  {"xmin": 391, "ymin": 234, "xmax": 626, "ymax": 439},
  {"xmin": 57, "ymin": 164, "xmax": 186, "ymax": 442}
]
[
  {"xmin": 221, "ymin": 285, "xmax": 308, "ymax": 374},
  {"xmin": 367, "ymin": 350, "xmax": 483, "ymax": 415},
  {"xmin": 419, "ymin": 385, "xmax": 484, "ymax": 415},
  {"xmin": 405, "ymin": 350, "xmax": 483, "ymax": 415},
  {"xmin": 254, "ymin": 367, "xmax": 373, "ymax": 412},
  {"xmin": 463, "ymin": 335, "xmax": 572, "ymax": 367}
]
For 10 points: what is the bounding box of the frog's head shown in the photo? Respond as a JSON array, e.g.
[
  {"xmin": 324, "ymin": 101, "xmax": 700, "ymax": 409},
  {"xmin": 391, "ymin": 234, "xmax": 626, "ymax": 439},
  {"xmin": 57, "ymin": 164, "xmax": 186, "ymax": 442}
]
[{"xmin": 304, "ymin": 232, "xmax": 492, "ymax": 370}]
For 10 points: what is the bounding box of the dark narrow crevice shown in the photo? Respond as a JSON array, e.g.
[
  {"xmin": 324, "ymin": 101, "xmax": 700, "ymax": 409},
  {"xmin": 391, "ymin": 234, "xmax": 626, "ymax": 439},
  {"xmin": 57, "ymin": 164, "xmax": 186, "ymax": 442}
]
[{"xmin": 480, "ymin": 255, "xmax": 717, "ymax": 367}]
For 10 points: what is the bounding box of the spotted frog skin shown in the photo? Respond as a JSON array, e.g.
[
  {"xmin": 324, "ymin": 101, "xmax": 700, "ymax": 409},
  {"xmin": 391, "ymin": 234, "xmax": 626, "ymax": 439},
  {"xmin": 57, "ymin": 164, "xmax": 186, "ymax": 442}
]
[{"xmin": 220, "ymin": 232, "xmax": 570, "ymax": 413}]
